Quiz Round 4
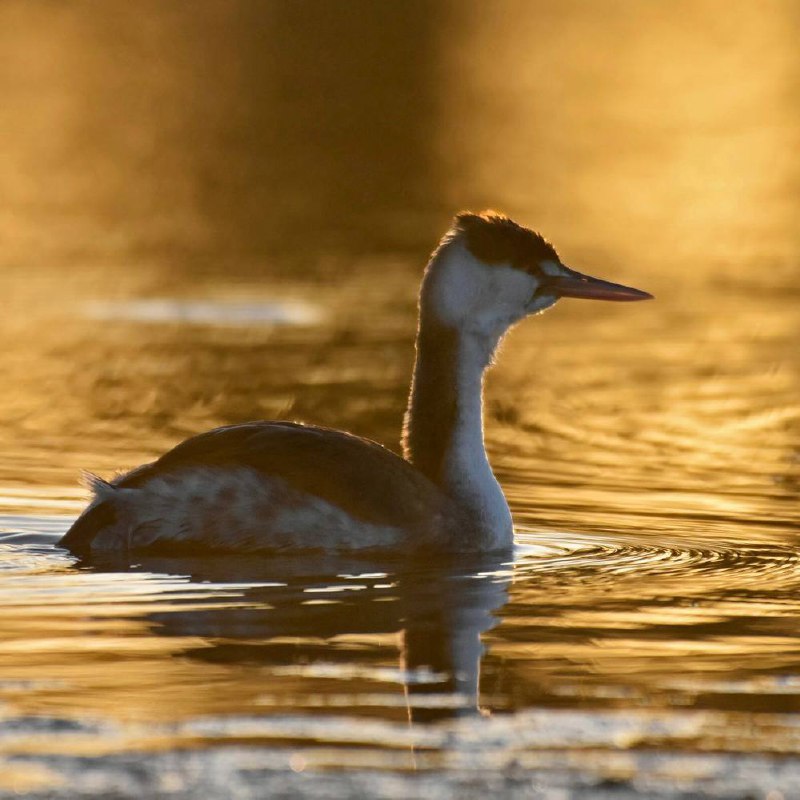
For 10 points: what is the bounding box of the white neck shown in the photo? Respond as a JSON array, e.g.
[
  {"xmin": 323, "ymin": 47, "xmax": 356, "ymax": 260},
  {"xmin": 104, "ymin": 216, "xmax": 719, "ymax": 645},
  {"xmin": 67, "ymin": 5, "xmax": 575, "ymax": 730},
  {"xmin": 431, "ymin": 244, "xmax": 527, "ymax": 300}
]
[{"xmin": 402, "ymin": 317, "xmax": 513, "ymax": 550}]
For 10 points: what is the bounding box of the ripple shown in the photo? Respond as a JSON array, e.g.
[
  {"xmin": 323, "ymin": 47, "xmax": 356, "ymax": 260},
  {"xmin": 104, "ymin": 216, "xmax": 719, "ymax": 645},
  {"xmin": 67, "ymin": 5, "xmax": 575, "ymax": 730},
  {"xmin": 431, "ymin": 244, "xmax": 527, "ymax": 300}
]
[{"xmin": 514, "ymin": 528, "xmax": 800, "ymax": 592}]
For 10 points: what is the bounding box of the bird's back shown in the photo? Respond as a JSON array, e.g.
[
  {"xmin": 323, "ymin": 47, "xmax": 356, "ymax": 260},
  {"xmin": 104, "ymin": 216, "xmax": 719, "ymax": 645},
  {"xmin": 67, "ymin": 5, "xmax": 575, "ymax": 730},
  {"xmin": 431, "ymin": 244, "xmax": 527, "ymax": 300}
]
[{"xmin": 59, "ymin": 422, "xmax": 466, "ymax": 554}]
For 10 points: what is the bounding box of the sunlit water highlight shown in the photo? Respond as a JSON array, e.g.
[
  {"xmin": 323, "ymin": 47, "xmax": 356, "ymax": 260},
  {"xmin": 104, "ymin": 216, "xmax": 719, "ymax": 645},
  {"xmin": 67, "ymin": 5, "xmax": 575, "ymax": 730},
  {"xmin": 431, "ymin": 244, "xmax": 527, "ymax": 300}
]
[{"xmin": 85, "ymin": 299, "xmax": 322, "ymax": 327}]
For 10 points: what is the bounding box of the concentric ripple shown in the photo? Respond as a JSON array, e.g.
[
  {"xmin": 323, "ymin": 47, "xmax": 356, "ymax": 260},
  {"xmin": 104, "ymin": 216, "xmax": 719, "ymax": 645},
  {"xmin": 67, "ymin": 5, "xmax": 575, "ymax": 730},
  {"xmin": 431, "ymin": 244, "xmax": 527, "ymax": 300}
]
[{"xmin": 514, "ymin": 528, "xmax": 800, "ymax": 591}]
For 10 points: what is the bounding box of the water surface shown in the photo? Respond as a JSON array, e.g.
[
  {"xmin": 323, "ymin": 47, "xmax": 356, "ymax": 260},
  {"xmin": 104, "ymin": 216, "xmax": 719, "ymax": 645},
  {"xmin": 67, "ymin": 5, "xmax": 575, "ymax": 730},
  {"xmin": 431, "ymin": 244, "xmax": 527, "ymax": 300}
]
[{"xmin": 1, "ymin": 2, "xmax": 799, "ymax": 797}]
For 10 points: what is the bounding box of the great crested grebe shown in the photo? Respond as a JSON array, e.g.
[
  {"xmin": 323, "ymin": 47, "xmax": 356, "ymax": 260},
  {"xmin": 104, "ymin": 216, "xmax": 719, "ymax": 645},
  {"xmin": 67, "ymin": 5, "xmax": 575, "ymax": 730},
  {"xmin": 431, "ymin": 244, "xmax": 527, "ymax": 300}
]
[{"xmin": 60, "ymin": 212, "xmax": 651, "ymax": 556}]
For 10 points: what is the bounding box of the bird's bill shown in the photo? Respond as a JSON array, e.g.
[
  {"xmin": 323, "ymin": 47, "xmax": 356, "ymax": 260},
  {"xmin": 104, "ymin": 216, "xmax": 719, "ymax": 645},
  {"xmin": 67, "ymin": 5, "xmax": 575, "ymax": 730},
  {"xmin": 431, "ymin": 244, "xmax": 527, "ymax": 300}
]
[{"xmin": 544, "ymin": 266, "xmax": 653, "ymax": 302}]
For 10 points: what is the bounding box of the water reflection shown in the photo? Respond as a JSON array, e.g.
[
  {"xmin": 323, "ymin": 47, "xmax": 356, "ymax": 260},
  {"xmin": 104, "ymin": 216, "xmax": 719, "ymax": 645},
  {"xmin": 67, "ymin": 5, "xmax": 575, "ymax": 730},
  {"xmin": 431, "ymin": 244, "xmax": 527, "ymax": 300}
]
[
  {"xmin": 76, "ymin": 549, "xmax": 511, "ymax": 724},
  {"xmin": 5, "ymin": 522, "xmax": 800, "ymax": 796}
]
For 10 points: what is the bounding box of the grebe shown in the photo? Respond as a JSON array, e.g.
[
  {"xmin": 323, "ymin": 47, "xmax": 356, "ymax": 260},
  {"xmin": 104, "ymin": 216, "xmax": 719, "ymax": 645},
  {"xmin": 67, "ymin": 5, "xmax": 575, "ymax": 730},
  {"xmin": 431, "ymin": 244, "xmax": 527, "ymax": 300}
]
[{"xmin": 60, "ymin": 212, "xmax": 651, "ymax": 556}]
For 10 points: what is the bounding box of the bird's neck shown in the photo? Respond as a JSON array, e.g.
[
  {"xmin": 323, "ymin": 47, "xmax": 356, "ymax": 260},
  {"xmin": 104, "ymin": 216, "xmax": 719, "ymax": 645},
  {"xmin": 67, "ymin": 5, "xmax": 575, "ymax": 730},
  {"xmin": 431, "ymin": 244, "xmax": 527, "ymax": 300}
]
[{"xmin": 402, "ymin": 317, "xmax": 512, "ymax": 549}]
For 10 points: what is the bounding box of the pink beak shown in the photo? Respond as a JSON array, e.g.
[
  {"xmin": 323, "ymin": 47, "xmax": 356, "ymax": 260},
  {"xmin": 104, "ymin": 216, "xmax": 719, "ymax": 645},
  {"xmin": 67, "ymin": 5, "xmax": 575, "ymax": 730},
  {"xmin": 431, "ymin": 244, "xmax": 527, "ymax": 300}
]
[{"xmin": 543, "ymin": 266, "xmax": 653, "ymax": 302}]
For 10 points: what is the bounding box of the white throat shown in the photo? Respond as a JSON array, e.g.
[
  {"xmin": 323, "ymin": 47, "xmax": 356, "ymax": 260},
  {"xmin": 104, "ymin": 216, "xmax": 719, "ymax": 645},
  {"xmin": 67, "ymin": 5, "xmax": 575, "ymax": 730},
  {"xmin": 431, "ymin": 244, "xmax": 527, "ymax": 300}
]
[{"xmin": 440, "ymin": 330, "xmax": 513, "ymax": 545}]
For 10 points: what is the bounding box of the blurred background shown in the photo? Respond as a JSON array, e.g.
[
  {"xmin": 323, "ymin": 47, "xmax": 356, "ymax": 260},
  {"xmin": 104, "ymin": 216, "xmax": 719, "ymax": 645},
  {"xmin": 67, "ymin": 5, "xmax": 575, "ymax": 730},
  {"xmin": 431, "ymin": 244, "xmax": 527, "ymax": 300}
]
[{"xmin": 0, "ymin": 0, "xmax": 798, "ymax": 531}]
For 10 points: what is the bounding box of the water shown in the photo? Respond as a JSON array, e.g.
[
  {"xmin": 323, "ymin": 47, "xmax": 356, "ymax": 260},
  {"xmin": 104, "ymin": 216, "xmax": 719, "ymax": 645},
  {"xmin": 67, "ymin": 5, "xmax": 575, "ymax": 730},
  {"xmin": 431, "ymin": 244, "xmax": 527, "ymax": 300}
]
[{"xmin": 1, "ymin": 1, "xmax": 799, "ymax": 797}]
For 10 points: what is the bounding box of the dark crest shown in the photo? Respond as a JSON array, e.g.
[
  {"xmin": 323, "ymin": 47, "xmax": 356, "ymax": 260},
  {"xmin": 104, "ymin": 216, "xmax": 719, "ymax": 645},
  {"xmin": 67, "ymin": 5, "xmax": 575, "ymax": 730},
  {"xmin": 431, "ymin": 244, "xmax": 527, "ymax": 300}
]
[{"xmin": 454, "ymin": 211, "xmax": 559, "ymax": 273}]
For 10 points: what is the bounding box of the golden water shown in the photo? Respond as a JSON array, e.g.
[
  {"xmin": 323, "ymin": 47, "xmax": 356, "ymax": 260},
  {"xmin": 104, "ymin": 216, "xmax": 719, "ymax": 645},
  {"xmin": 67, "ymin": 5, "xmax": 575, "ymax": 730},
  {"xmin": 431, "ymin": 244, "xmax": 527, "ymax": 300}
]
[{"xmin": 0, "ymin": 2, "xmax": 799, "ymax": 797}]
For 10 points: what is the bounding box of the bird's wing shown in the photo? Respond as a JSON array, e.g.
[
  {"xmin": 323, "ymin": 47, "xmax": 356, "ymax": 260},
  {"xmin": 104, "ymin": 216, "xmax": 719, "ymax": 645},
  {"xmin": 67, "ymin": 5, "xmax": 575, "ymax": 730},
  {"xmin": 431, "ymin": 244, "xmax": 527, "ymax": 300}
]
[{"xmin": 117, "ymin": 421, "xmax": 458, "ymax": 532}]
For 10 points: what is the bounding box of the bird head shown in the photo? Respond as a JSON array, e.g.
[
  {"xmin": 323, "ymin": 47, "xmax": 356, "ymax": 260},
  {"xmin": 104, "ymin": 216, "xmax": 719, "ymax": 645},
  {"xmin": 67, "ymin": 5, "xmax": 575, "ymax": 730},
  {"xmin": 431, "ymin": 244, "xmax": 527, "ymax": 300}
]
[{"xmin": 422, "ymin": 211, "xmax": 652, "ymax": 339}]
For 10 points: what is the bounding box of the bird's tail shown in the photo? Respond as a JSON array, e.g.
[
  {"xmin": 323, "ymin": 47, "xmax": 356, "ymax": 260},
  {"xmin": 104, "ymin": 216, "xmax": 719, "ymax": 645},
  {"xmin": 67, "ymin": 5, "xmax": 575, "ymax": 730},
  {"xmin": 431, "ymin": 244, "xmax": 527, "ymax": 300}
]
[{"xmin": 81, "ymin": 471, "xmax": 117, "ymax": 502}]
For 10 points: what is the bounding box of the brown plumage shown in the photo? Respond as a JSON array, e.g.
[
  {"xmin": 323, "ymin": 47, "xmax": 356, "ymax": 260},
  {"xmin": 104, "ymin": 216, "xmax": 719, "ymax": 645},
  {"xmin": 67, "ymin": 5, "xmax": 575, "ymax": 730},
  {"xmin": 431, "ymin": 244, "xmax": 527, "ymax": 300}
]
[{"xmin": 455, "ymin": 211, "xmax": 559, "ymax": 274}]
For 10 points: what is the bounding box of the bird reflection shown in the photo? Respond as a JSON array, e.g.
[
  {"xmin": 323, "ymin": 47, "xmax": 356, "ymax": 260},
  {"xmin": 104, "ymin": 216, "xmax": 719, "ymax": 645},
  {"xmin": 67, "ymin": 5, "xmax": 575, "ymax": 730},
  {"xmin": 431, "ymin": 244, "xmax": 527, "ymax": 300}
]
[{"xmin": 76, "ymin": 550, "xmax": 511, "ymax": 723}]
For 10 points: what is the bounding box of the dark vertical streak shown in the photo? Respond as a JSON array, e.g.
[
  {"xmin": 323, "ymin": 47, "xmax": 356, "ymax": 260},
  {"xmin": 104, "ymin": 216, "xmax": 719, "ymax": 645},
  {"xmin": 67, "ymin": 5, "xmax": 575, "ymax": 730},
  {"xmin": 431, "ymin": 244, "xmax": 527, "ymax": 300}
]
[{"xmin": 402, "ymin": 318, "xmax": 459, "ymax": 486}]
